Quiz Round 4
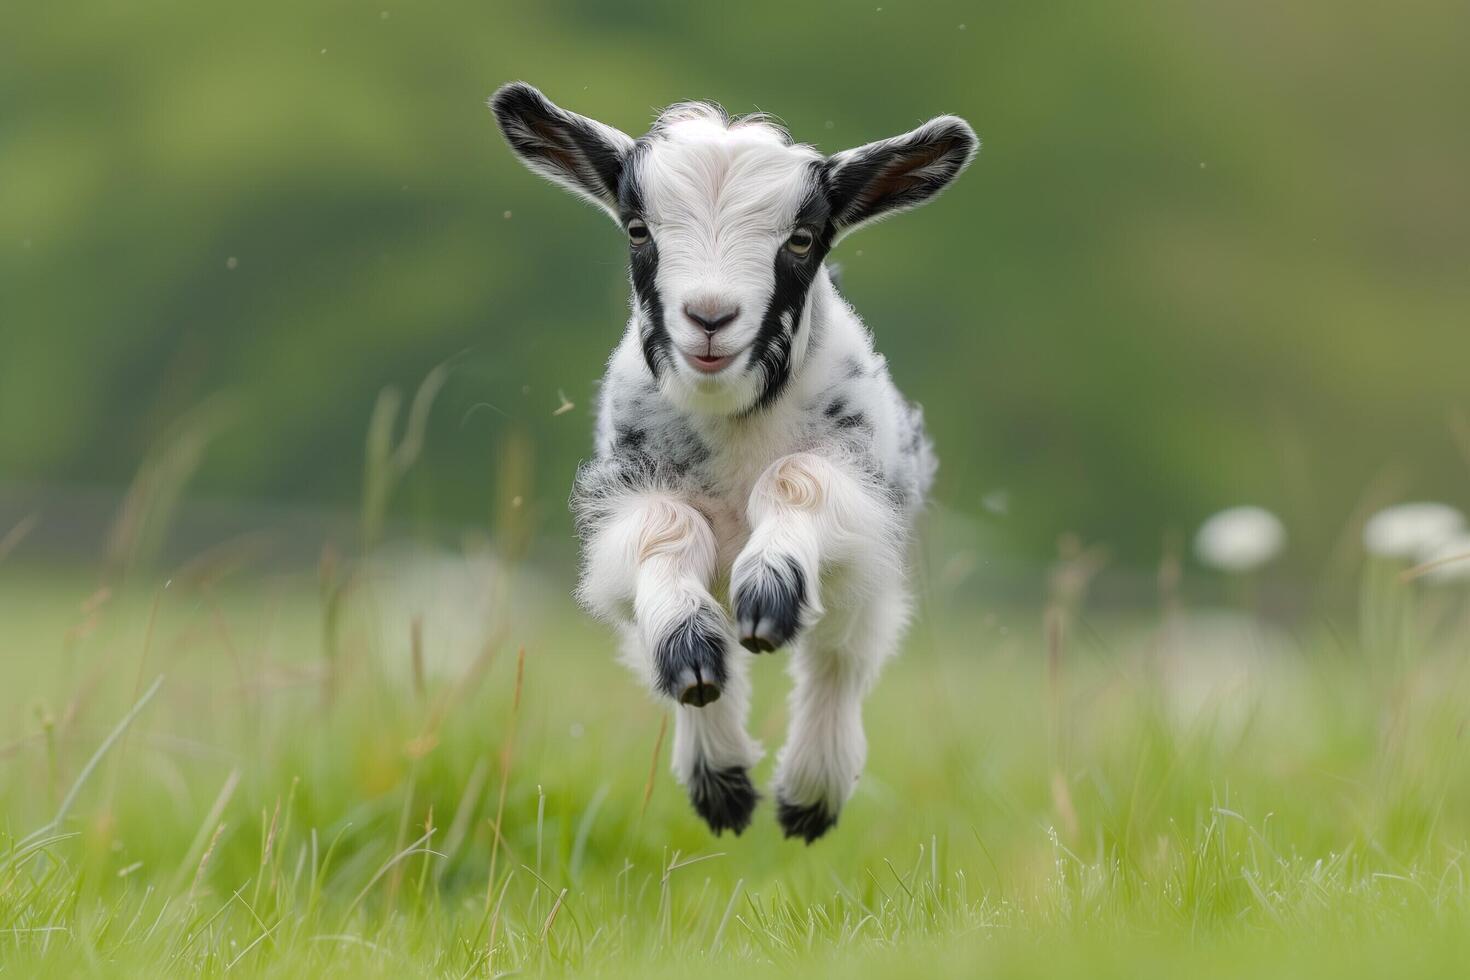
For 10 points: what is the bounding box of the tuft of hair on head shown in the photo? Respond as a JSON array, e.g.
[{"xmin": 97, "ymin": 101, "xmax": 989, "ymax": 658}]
[
  {"xmin": 650, "ymin": 101, "xmax": 797, "ymax": 147},
  {"xmin": 653, "ymin": 101, "xmax": 731, "ymax": 129}
]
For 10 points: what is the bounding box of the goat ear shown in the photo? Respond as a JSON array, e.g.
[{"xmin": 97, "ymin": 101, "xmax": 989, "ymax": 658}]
[
  {"xmin": 825, "ymin": 116, "xmax": 977, "ymax": 237},
  {"xmin": 489, "ymin": 82, "xmax": 634, "ymax": 221}
]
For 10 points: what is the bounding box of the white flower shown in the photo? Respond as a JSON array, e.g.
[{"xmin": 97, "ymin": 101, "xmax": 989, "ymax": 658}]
[
  {"xmin": 1418, "ymin": 533, "xmax": 1470, "ymax": 583},
  {"xmin": 1362, "ymin": 502, "xmax": 1465, "ymax": 560},
  {"xmin": 1194, "ymin": 506, "xmax": 1286, "ymax": 572}
]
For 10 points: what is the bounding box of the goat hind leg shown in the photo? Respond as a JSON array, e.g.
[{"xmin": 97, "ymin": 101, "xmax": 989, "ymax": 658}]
[
  {"xmin": 582, "ymin": 491, "xmax": 761, "ymax": 831},
  {"xmin": 774, "ymin": 583, "xmax": 906, "ymax": 843},
  {"xmin": 672, "ymin": 651, "xmax": 762, "ymax": 834}
]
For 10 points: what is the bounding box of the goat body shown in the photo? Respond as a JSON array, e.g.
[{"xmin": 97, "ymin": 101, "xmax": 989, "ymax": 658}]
[{"xmin": 490, "ymin": 85, "xmax": 976, "ymax": 841}]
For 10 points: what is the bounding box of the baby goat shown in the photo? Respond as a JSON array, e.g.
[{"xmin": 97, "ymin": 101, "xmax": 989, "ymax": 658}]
[{"xmin": 490, "ymin": 84, "xmax": 977, "ymax": 841}]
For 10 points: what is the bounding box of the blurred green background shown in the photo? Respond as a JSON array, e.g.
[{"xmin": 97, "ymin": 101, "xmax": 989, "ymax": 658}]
[{"xmin": 4, "ymin": 0, "xmax": 1468, "ymax": 574}]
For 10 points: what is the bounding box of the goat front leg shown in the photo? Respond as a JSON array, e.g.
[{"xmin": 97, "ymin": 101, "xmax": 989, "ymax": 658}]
[
  {"xmin": 729, "ymin": 452, "xmax": 908, "ymax": 840},
  {"xmin": 580, "ymin": 491, "xmax": 762, "ymax": 833},
  {"xmin": 730, "ymin": 452, "xmax": 899, "ymax": 653}
]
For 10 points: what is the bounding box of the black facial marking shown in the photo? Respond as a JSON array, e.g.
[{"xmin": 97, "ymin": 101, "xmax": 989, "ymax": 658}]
[
  {"xmin": 777, "ymin": 797, "xmax": 837, "ymax": 843},
  {"xmin": 746, "ymin": 166, "xmax": 835, "ymax": 411},
  {"xmin": 834, "ymin": 411, "xmax": 867, "ymax": 430},
  {"xmin": 733, "ymin": 554, "xmax": 807, "ymax": 653},
  {"xmin": 653, "ymin": 606, "xmax": 728, "ymax": 703},
  {"xmin": 824, "ymin": 397, "xmax": 846, "ymax": 419},
  {"xmin": 619, "ymin": 155, "xmax": 673, "ymax": 380},
  {"xmin": 688, "ymin": 760, "xmax": 759, "ymax": 836}
]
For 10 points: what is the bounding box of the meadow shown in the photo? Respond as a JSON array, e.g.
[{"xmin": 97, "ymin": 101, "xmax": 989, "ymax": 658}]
[
  {"xmin": 3, "ymin": 512, "xmax": 1468, "ymax": 977},
  {"xmin": 7, "ymin": 2, "xmax": 1469, "ymax": 975}
]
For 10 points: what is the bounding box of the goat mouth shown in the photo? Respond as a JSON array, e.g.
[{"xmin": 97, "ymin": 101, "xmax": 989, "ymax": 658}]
[{"xmin": 684, "ymin": 351, "xmax": 736, "ymax": 375}]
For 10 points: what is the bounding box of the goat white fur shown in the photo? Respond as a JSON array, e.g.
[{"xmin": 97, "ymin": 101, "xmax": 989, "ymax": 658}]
[{"xmin": 490, "ymin": 83, "xmax": 977, "ymax": 841}]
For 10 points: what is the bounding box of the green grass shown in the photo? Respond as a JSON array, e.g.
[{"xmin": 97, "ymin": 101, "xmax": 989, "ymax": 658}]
[{"xmin": 1, "ymin": 555, "xmax": 1468, "ymax": 978}]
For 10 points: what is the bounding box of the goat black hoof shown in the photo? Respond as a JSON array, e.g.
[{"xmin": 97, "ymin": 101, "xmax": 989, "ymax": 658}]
[
  {"xmin": 736, "ymin": 624, "xmax": 777, "ymax": 654},
  {"xmin": 677, "ymin": 670, "xmax": 721, "ymax": 707},
  {"xmin": 655, "ymin": 608, "xmax": 729, "ymax": 705},
  {"xmin": 776, "ymin": 797, "xmax": 838, "ymax": 843},
  {"xmin": 733, "ymin": 555, "xmax": 807, "ymax": 653},
  {"xmin": 689, "ymin": 762, "xmax": 758, "ymax": 835}
]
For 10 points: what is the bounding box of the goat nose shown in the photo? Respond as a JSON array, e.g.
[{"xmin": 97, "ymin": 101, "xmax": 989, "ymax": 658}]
[{"xmin": 683, "ymin": 300, "xmax": 740, "ymax": 333}]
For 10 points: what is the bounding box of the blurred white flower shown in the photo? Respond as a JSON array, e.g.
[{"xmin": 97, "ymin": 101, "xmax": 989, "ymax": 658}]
[
  {"xmin": 981, "ymin": 488, "xmax": 1010, "ymax": 515},
  {"xmin": 1418, "ymin": 533, "xmax": 1470, "ymax": 584},
  {"xmin": 364, "ymin": 543, "xmax": 552, "ymax": 680},
  {"xmin": 1194, "ymin": 506, "xmax": 1286, "ymax": 572},
  {"xmin": 1362, "ymin": 502, "xmax": 1464, "ymax": 560}
]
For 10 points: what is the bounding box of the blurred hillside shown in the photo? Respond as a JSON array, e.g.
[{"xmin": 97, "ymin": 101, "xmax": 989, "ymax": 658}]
[{"xmin": 3, "ymin": 0, "xmax": 1468, "ymax": 570}]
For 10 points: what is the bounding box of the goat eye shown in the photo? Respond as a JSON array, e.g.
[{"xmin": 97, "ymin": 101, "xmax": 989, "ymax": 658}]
[
  {"xmin": 626, "ymin": 219, "xmax": 650, "ymax": 246},
  {"xmin": 786, "ymin": 227, "xmax": 815, "ymax": 255}
]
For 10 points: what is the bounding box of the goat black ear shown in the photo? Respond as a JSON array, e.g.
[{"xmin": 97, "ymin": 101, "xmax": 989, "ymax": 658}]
[
  {"xmin": 824, "ymin": 116, "xmax": 978, "ymax": 238},
  {"xmin": 489, "ymin": 82, "xmax": 634, "ymax": 220}
]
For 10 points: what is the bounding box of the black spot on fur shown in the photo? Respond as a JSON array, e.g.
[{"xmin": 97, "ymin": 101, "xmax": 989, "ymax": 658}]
[
  {"xmin": 688, "ymin": 761, "xmax": 759, "ymax": 835},
  {"xmin": 777, "ymin": 797, "xmax": 837, "ymax": 843},
  {"xmin": 733, "ymin": 554, "xmax": 806, "ymax": 653},
  {"xmin": 614, "ymin": 424, "xmax": 646, "ymax": 450},
  {"xmin": 653, "ymin": 607, "xmax": 728, "ymax": 701},
  {"xmin": 834, "ymin": 412, "xmax": 867, "ymax": 430},
  {"xmin": 823, "ymin": 397, "xmax": 846, "ymax": 419},
  {"xmin": 668, "ymin": 428, "xmax": 711, "ymax": 471}
]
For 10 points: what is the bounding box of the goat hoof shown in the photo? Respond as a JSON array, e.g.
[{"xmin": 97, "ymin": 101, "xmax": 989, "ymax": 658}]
[
  {"xmin": 677, "ymin": 670, "xmax": 721, "ymax": 707},
  {"xmin": 776, "ymin": 796, "xmax": 838, "ymax": 843},
  {"xmin": 689, "ymin": 762, "xmax": 758, "ymax": 835},
  {"xmin": 733, "ymin": 555, "xmax": 806, "ymax": 653},
  {"xmin": 655, "ymin": 609, "xmax": 729, "ymax": 705},
  {"xmin": 737, "ymin": 624, "xmax": 778, "ymax": 654}
]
